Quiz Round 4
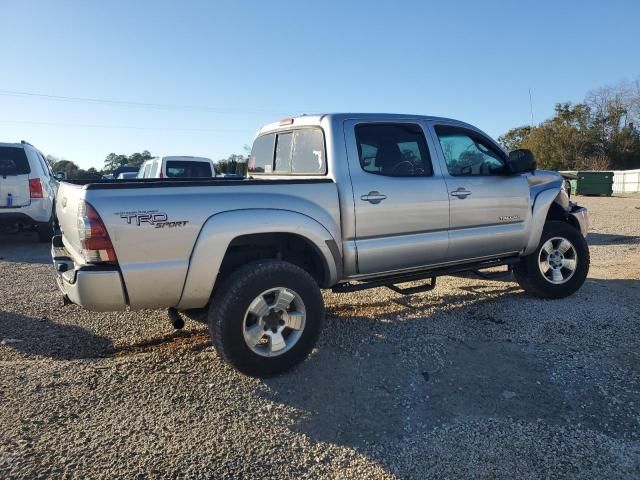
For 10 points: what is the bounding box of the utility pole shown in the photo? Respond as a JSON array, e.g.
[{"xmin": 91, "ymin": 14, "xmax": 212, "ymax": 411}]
[{"xmin": 529, "ymin": 88, "xmax": 534, "ymax": 127}]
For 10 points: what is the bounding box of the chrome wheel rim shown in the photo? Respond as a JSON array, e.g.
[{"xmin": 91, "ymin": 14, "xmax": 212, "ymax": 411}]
[
  {"xmin": 242, "ymin": 287, "xmax": 306, "ymax": 357},
  {"xmin": 538, "ymin": 236, "xmax": 578, "ymax": 285}
]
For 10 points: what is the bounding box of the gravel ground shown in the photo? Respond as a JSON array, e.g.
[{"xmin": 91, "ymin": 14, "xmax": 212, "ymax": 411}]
[{"xmin": 1, "ymin": 194, "xmax": 639, "ymax": 479}]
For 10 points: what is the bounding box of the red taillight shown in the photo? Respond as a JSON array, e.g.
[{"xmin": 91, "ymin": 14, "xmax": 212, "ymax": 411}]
[
  {"xmin": 78, "ymin": 201, "xmax": 117, "ymax": 263},
  {"xmin": 29, "ymin": 178, "xmax": 43, "ymax": 198},
  {"xmin": 279, "ymin": 118, "xmax": 294, "ymax": 125},
  {"xmin": 159, "ymin": 169, "xmax": 163, "ymax": 178}
]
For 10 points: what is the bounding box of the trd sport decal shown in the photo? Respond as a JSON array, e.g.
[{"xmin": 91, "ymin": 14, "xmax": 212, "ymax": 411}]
[{"xmin": 116, "ymin": 210, "xmax": 189, "ymax": 228}]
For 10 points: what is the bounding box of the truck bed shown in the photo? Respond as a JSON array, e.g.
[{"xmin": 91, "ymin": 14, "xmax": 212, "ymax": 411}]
[{"xmin": 55, "ymin": 177, "xmax": 341, "ymax": 310}]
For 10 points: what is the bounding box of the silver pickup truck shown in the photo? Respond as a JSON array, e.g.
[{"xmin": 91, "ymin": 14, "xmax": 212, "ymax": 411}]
[{"xmin": 52, "ymin": 113, "xmax": 589, "ymax": 376}]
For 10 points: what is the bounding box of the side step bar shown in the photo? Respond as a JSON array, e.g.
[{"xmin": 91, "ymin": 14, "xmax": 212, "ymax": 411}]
[{"xmin": 332, "ymin": 256, "xmax": 520, "ymax": 294}]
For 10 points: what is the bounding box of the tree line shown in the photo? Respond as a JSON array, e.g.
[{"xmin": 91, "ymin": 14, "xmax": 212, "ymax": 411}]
[
  {"xmin": 48, "ymin": 150, "xmax": 154, "ymax": 179},
  {"xmin": 50, "ymin": 78, "xmax": 639, "ymax": 178},
  {"xmin": 50, "ymin": 150, "xmax": 247, "ymax": 179},
  {"xmin": 499, "ymin": 79, "xmax": 640, "ymax": 171}
]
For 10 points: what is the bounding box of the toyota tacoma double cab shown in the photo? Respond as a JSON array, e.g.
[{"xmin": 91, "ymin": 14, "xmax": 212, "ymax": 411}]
[{"xmin": 52, "ymin": 114, "xmax": 589, "ymax": 376}]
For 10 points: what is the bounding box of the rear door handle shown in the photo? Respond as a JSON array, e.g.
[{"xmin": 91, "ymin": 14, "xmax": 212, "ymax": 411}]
[
  {"xmin": 361, "ymin": 191, "xmax": 387, "ymax": 204},
  {"xmin": 450, "ymin": 188, "xmax": 471, "ymax": 199}
]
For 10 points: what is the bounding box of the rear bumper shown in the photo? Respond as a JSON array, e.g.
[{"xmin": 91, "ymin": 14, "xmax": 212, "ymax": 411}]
[
  {"xmin": 51, "ymin": 235, "xmax": 127, "ymax": 311},
  {"xmin": 569, "ymin": 205, "xmax": 589, "ymax": 238},
  {"xmin": 0, "ymin": 198, "xmax": 52, "ymax": 225}
]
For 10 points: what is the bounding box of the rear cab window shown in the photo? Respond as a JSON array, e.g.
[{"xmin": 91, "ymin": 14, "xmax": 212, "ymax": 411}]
[
  {"xmin": 249, "ymin": 128, "xmax": 326, "ymax": 175},
  {"xmin": 165, "ymin": 161, "xmax": 213, "ymax": 178},
  {"xmin": 0, "ymin": 147, "xmax": 31, "ymax": 175}
]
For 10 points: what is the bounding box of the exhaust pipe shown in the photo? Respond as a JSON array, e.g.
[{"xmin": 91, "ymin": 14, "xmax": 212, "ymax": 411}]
[{"xmin": 168, "ymin": 308, "xmax": 185, "ymax": 330}]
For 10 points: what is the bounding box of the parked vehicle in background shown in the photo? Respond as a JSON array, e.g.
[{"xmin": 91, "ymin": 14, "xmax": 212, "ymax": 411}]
[
  {"xmin": 112, "ymin": 165, "xmax": 139, "ymax": 179},
  {"xmin": 137, "ymin": 156, "xmax": 215, "ymax": 179},
  {"xmin": 116, "ymin": 171, "xmax": 138, "ymax": 180},
  {"xmin": 52, "ymin": 113, "xmax": 590, "ymax": 376},
  {"xmin": 0, "ymin": 141, "xmax": 56, "ymax": 242},
  {"xmin": 217, "ymin": 173, "xmax": 244, "ymax": 179}
]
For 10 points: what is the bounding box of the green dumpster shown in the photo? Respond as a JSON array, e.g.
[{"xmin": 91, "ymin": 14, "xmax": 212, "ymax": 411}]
[
  {"xmin": 575, "ymin": 171, "xmax": 613, "ymax": 196},
  {"xmin": 561, "ymin": 171, "xmax": 578, "ymax": 195}
]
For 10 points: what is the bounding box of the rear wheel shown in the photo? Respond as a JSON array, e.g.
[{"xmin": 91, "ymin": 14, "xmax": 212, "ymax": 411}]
[
  {"xmin": 208, "ymin": 260, "xmax": 324, "ymax": 377},
  {"xmin": 514, "ymin": 221, "xmax": 589, "ymax": 299}
]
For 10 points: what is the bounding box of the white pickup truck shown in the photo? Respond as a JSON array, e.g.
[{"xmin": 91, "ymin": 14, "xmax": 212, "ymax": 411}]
[{"xmin": 52, "ymin": 113, "xmax": 589, "ymax": 376}]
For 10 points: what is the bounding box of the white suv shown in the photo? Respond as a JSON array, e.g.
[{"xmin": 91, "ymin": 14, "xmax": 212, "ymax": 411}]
[{"xmin": 0, "ymin": 141, "xmax": 56, "ymax": 242}]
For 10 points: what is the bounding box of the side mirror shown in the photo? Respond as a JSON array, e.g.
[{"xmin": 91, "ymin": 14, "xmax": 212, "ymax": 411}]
[
  {"xmin": 507, "ymin": 149, "xmax": 536, "ymax": 174},
  {"xmin": 54, "ymin": 171, "xmax": 67, "ymax": 180}
]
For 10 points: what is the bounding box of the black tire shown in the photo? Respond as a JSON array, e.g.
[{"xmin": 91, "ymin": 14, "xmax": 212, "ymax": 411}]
[
  {"xmin": 37, "ymin": 217, "xmax": 54, "ymax": 243},
  {"xmin": 513, "ymin": 221, "xmax": 589, "ymax": 299},
  {"xmin": 208, "ymin": 260, "xmax": 324, "ymax": 377}
]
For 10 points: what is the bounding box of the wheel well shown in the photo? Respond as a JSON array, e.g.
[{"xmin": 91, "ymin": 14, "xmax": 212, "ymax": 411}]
[
  {"xmin": 546, "ymin": 202, "xmax": 580, "ymax": 231},
  {"xmin": 218, "ymin": 233, "xmax": 328, "ymax": 287}
]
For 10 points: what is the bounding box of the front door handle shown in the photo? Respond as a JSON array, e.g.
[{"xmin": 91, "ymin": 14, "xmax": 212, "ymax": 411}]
[
  {"xmin": 361, "ymin": 191, "xmax": 387, "ymax": 204},
  {"xmin": 450, "ymin": 188, "xmax": 472, "ymax": 199}
]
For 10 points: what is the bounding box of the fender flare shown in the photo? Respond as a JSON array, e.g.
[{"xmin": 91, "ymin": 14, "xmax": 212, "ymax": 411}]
[
  {"xmin": 523, "ymin": 188, "xmax": 563, "ymax": 255},
  {"xmin": 176, "ymin": 209, "xmax": 340, "ymax": 309}
]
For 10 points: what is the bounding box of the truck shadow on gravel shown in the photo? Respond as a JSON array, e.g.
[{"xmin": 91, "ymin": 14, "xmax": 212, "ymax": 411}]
[
  {"xmin": 261, "ymin": 282, "xmax": 640, "ymax": 457},
  {"xmin": 0, "ymin": 311, "xmax": 112, "ymax": 359},
  {"xmin": 587, "ymin": 232, "xmax": 640, "ymax": 245}
]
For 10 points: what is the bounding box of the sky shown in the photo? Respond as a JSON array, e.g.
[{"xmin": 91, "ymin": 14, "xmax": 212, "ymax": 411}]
[{"xmin": 0, "ymin": 0, "xmax": 638, "ymax": 170}]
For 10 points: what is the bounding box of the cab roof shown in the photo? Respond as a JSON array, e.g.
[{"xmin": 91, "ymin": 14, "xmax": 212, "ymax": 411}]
[{"xmin": 256, "ymin": 113, "xmax": 481, "ymax": 136}]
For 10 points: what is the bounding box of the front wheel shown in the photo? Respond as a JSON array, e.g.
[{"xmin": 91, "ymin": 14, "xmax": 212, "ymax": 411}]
[
  {"xmin": 208, "ymin": 260, "xmax": 324, "ymax": 377},
  {"xmin": 514, "ymin": 221, "xmax": 590, "ymax": 299}
]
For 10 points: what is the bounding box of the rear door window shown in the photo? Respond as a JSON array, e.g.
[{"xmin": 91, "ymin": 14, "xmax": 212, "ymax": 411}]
[
  {"xmin": 0, "ymin": 147, "xmax": 31, "ymax": 175},
  {"xmin": 37, "ymin": 153, "xmax": 51, "ymax": 178},
  {"xmin": 165, "ymin": 161, "xmax": 213, "ymax": 178}
]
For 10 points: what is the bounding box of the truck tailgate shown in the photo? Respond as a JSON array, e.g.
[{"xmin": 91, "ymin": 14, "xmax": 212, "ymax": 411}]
[{"xmin": 55, "ymin": 181, "xmax": 87, "ymax": 265}]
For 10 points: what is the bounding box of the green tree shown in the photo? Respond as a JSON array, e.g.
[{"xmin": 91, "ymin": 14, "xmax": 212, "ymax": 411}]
[
  {"xmin": 499, "ymin": 80, "xmax": 640, "ymax": 171},
  {"xmin": 103, "ymin": 150, "xmax": 152, "ymax": 173},
  {"xmin": 127, "ymin": 150, "xmax": 153, "ymax": 167},
  {"xmin": 498, "ymin": 126, "xmax": 532, "ymax": 151},
  {"xmin": 52, "ymin": 160, "xmax": 101, "ymax": 180},
  {"xmin": 215, "ymin": 154, "xmax": 247, "ymax": 175},
  {"xmin": 103, "ymin": 153, "xmax": 129, "ymax": 172},
  {"xmin": 52, "ymin": 160, "xmax": 79, "ymax": 178}
]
